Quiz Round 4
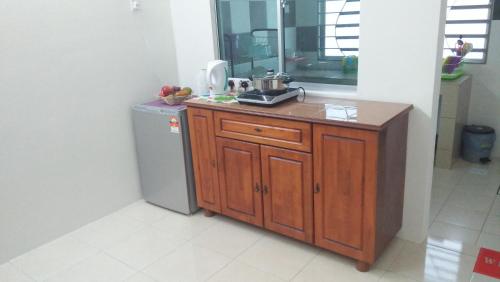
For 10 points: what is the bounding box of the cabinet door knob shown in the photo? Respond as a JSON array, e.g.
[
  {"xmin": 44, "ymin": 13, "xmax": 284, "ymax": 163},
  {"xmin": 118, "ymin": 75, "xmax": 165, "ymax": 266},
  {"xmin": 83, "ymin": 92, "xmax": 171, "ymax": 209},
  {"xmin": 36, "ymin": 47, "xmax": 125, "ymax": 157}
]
[
  {"xmin": 210, "ymin": 160, "xmax": 216, "ymax": 168},
  {"xmin": 315, "ymin": 184, "xmax": 320, "ymax": 193},
  {"xmin": 255, "ymin": 184, "xmax": 260, "ymax": 193},
  {"xmin": 263, "ymin": 185, "xmax": 269, "ymax": 194},
  {"xmin": 254, "ymin": 127, "xmax": 262, "ymax": 133}
]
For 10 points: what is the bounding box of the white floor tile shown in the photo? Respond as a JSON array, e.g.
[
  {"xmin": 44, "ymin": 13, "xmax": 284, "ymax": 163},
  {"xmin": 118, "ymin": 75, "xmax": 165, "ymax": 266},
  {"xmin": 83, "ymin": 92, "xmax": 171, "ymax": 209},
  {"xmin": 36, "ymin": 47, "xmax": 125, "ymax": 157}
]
[
  {"xmin": 0, "ymin": 263, "xmax": 33, "ymax": 282},
  {"xmin": 117, "ymin": 201, "xmax": 170, "ymax": 224},
  {"xmin": 483, "ymin": 215, "xmax": 500, "ymax": 236},
  {"xmin": 143, "ymin": 243, "xmax": 230, "ymax": 282},
  {"xmin": 477, "ymin": 233, "xmax": 500, "ymax": 251},
  {"xmin": 124, "ymin": 272, "xmax": 157, "ymax": 282},
  {"xmin": 236, "ymin": 234, "xmax": 319, "ymax": 280},
  {"xmin": 431, "ymin": 183, "xmax": 455, "ymax": 203},
  {"xmin": 372, "ymin": 238, "xmax": 406, "ymax": 271},
  {"xmin": 45, "ymin": 253, "xmax": 135, "ymax": 282},
  {"xmin": 436, "ymin": 204, "xmax": 488, "ymax": 230},
  {"xmin": 429, "ymin": 199, "xmax": 444, "ymax": 226},
  {"xmin": 460, "ymin": 171, "xmax": 500, "ymax": 187},
  {"xmin": 388, "ymin": 242, "xmax": 475, "ymax": 282},
  {"xmin": 427, "ymin": 221, "xmax": 480, "ymax": 256},
  {"xmin": 379, "ymin": 272, "xmax": 420, "ymax": 282},
  {"xmin": 445, "ymin": 191, "xmax": 494, "ymax": 213},
  {"xmin": 490, "ymin": 198, "xmax": 500, "ymax": 217},
  {"xmin": 207, "ymin": 261, "xmax": 285, "ymax": 282},
  {"xmin": 454, "ymin": 183, "xmax": 499, "ymax": 198},
  {"xmin": 433, "ymin": 168, "xmax": 464, "ymax": 186},
  {"xmin": 104, "ymin": 226, "xmax": 185, "ymax": 270},
  {"xmin": 292, "ymin": 251, "xmax": 384, "ymax": 282},
  {"xmin": 10, "ymin": 235, "xmax": 99, "ymax": 281},
  {"xmin": 191, "ymin": 218, "xmax": 264, "ymax": 258},
  {"xmin": 470, "ymin": 272, "xmax": 500, "ymax": 282},
  {"xmin": 151, "ymin": 212, "xmax": 217, "ymax": 241},
  {"xmin": 71, "ymin": 213, "xmax": 147, "ymax": 249}
]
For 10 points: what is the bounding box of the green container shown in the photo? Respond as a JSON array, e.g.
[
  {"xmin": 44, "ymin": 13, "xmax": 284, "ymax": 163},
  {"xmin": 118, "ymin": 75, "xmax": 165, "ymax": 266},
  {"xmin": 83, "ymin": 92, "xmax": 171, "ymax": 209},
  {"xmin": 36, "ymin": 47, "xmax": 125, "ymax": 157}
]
[{"xmin": 441, "ymin": 60, "xmax": 464, "ymax": 80}]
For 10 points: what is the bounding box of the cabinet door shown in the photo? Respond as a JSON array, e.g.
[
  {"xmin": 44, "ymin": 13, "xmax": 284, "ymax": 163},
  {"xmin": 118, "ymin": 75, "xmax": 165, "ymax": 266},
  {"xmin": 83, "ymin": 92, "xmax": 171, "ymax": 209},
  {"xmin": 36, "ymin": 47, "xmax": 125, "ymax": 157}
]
[
  {"xmin": 187, "ymin": 108, "xmax": 221, "ymax": 212},
  {"xmin": 216, "ymin": 137, "xmax": 263, "ymax": 227},
  {"xmin": 261, "ymin": 146, "xmax": 313, "ymax": 243},
  {"xmin": 313, "ymin": 124, "xmax": 378, "ymax": 257}
]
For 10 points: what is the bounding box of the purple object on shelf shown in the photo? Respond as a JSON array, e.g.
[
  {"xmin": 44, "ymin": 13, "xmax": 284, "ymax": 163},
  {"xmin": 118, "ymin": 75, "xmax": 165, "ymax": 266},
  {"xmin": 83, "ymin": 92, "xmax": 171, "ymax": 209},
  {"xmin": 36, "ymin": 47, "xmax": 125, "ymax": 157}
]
[{"xmin": 142, "ymin": 99, "xmax": 186, "ymax": 110}]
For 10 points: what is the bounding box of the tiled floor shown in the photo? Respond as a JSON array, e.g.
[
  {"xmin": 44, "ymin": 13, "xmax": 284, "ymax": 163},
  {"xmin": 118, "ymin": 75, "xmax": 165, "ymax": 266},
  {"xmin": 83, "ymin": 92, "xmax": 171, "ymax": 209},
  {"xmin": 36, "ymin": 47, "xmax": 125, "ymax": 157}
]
[
  {"xmin": 430, "ymin": 159, "xmax": 500, "ymax": 282},
  {"xmin": 0, "ymin": 159, "xmax": 499, "ymax": 282}
]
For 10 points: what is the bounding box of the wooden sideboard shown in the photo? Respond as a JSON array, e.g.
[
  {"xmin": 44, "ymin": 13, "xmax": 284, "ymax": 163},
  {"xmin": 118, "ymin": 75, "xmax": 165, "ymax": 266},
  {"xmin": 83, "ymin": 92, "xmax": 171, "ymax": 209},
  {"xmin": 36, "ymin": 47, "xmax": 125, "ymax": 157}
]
[{"xmin": 185, "ymin": 97, "xmax": 412, "ymax": 272}]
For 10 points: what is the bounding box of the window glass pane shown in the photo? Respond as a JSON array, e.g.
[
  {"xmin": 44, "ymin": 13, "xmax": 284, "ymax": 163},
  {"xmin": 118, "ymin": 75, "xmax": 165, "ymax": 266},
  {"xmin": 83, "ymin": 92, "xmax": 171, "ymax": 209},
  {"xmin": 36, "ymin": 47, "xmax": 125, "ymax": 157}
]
[
  {"xmin": 447, "ymin": 0, "xmax": 491, "ymax": 6},
  {"xmin": 215, "ymin": 0, "xmax": 278, "ymax": 78},
  {"xmin": 444, "ymin": 37, "xmax": 486, "ymax": 49},
  {"xmin": 344, "ymin": 2, "xmax": 361, "ymax": 12},
  {"xmin": 284, "ymin": 0, "xmax": 358, "ymax": 85},
  {"xmin": 447, "ymin": 8, "xmax": 490, "ymax": 21},
  {"xmin": 334, "ymin": 26, "xmax": 360, "ymax": 36},
  {"xmin": 336, "ymin": 14, "xmax": 360, "ymax": 25},
  {"xmin": 325, "ymin": 1, "xmax": 345, "ymax": 12},
  {"xmin": 445, "ymin": 23, "xmax": 488, "ymax": 34},
  {"xmin": 464, "ymin": 51, "xmax": 485, "ymax": 60}
]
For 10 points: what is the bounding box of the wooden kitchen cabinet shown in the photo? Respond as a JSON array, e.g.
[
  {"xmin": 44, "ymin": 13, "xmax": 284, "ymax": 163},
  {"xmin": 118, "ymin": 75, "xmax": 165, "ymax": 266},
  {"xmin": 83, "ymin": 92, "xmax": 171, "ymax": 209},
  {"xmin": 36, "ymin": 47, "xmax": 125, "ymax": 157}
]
[
  {"xmin": 261, "ymin": 146, "xmax": 313, "ymax": 243},
  {"xmin": 313, "ymin": 125, "xmax": 378, "ymax": 270},
  {"xmin": 216, "ymin": 137, "xmax": 263, "ymax": 227},
  {"xmin": 186, "ymin": 108, "xmax": 221, "ymax": 213},
  {"xmin": 186, "ymin": 97, "xmax": 412, "ymax": 272}
]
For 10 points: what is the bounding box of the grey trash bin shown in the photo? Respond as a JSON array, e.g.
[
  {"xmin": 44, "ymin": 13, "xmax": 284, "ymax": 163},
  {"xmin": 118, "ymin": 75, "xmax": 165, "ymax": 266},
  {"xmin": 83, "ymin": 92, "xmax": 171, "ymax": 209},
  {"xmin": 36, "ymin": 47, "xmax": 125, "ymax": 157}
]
[{"xmin": 462, "ymin": 125, "xmax": 496, "ymax": 163}]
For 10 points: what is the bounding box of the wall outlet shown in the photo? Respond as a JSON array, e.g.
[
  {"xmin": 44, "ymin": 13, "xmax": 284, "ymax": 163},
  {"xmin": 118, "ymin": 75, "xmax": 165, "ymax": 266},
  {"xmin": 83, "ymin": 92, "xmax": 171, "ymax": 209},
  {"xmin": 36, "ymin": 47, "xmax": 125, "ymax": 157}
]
[{"xmin": 229, "ymin": 78, "xmax": 253, "ymax": 92}]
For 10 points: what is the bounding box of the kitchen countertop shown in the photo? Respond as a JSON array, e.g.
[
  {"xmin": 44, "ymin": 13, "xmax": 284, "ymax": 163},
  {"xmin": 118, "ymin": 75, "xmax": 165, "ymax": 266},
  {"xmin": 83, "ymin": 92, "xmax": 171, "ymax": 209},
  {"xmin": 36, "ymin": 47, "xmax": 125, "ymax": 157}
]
[{"xmin": 184, "ymin": 96, "xmax": 413, "ymax": 131}]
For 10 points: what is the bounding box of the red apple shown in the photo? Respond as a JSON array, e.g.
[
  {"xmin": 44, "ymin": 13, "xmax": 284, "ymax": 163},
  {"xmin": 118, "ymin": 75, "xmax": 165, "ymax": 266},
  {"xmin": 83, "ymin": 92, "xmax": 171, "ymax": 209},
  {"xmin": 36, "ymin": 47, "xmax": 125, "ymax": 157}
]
[{"xmin": 161, "ymin": 85, "xmax": 174, "ymax": 95}]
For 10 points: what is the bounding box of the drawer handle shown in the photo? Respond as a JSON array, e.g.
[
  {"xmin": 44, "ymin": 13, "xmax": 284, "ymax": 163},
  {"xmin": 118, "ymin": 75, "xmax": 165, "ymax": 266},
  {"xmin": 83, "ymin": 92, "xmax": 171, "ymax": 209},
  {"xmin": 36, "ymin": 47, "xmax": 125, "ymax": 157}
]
[
  {"xmin": 255, "ymin": 184, "xmax": 260, "ymax": 193},
  {"xmin": 254, "ymin": 127, "xmax": 262, "ymax": 133},
  {"xmin": 315, "ymin": 184, "xmax": 321, "ymax": 193},
  {"xmin": 263, "ymin": 185, "xmax": 269, "ymax": 194}
]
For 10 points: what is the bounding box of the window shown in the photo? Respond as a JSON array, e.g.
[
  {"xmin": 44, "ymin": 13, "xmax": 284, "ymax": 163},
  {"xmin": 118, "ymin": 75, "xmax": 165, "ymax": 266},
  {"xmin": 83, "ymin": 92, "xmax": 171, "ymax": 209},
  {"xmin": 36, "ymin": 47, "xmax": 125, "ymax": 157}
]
[
  {"xmin": 215, "ymin": 0, "xmax": 360, "ymax": 85},
  {"xmin": 444, "ymin": 0, "xmax": 495, "ymax": 63},
  {"xmin": 319, "ymin": 0, "xmax": 360, "ymax": 58}
]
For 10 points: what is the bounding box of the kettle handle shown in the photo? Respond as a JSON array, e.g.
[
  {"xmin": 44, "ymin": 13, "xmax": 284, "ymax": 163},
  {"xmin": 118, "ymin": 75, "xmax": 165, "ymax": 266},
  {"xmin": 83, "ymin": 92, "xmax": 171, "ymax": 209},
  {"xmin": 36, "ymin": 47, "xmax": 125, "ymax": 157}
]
[
  {"xmin": 206, "ymin": 62, "xmax": 217, "ymax": 87},
  {"xmin": 206, "ymin": 61, "xmax": 229, "ymax": 91}
]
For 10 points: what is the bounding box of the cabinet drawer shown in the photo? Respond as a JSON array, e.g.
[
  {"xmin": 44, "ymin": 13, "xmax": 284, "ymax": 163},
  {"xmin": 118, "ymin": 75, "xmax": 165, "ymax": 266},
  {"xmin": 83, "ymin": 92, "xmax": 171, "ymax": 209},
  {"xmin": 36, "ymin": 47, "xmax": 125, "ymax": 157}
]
[{"xmin": 214, "ymin": 111, "xmax": 311, "ymax": 152}]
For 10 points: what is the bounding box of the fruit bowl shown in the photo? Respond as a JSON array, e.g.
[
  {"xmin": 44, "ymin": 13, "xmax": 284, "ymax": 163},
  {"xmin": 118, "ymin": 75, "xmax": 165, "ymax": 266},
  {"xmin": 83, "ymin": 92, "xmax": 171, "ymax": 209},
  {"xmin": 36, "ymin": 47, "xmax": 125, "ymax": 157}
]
[
  {"xmin": 160, "ymin": 93, "xmax": 191, "ymax": 105},
  {"xmin": 158, "ymin": 85, "xmax": 192, "ymax": 105}
]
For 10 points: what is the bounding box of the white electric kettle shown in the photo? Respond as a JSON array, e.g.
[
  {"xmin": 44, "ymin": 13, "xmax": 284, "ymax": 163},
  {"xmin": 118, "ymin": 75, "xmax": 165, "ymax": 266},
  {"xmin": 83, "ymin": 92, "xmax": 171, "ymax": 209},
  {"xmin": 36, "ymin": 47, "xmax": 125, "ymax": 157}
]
[{"xmin": 206, "ymin": 60, "xmax": 229, "ymax": 96}]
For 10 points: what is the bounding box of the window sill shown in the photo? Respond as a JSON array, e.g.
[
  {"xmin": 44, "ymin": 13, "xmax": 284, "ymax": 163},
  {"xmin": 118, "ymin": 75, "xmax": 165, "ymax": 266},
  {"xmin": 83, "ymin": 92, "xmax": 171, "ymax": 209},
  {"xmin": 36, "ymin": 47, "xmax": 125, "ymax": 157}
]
[{"xmin": 289, "ymin": 81, "xmax": 358, "ymax": 98}]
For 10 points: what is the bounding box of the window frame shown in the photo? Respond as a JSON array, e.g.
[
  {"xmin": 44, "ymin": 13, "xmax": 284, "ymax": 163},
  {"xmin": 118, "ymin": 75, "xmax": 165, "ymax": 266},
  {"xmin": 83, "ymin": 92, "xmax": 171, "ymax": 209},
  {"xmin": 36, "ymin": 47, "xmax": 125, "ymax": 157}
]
[
  {"xmin": 318, "ymin": 0, "xmax": 360, "ymax": 61},
  {"xmin": 444, "ymin": 1, "xmax": 495, "ymax": 64},
  {"xmin": 212, "ymin": 0, "xmax": 360, "ymax": 88}
]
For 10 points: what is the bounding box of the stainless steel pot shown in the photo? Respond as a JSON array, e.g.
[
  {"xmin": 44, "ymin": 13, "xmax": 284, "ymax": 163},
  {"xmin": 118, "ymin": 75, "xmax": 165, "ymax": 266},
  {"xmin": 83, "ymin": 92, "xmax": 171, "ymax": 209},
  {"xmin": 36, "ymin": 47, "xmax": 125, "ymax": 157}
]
[{"xmin": 250, "ymin": 70, "xmax": 294, "ymax": 92}]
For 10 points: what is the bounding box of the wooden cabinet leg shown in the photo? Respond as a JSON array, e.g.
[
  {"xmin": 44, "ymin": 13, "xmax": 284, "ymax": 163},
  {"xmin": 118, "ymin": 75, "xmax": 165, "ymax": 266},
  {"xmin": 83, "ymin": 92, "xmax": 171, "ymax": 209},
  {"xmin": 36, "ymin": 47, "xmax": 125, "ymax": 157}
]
[
  {"xmin": 356, "ymin": 261, "xmax": 370, "ymax": 272},
  {"xmin": 203, "ymin": 209, "xmax": 216, "ymax": 217}
]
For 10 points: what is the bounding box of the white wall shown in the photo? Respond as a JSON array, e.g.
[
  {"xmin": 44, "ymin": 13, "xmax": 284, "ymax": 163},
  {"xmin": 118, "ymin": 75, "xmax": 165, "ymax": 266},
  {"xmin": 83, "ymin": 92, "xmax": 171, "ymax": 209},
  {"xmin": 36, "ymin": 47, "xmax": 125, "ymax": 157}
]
[
  {"xmin": 466, "ymin": 21, "xmax": 500, "ymax": 158},
  {"xmin": 170, "ymin": 0, "xmax": 218, "ymax": 89},
  {"xmin": 0, "ymin": 0, "xmax": 178, "ymax": 264},
  {"xmin": 358, "ymin": 0, "xmax": 447, "ymax": 242}
]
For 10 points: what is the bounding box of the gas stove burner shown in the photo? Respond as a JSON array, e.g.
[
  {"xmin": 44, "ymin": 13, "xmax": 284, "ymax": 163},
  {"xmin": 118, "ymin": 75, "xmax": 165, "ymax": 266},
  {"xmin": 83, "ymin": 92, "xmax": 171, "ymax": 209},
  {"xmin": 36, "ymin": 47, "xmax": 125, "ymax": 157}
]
[{"xmin": 236, "ymin": 87, "xmax": 305, "ymax": 106}]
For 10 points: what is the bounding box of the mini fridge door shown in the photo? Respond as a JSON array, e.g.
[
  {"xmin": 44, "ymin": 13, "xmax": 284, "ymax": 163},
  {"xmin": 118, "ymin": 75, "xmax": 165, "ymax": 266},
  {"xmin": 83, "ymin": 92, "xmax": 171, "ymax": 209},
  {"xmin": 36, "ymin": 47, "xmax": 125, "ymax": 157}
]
[{"xmin": 132, "ymin": 102, "xmax": 198, "ymax": 214}]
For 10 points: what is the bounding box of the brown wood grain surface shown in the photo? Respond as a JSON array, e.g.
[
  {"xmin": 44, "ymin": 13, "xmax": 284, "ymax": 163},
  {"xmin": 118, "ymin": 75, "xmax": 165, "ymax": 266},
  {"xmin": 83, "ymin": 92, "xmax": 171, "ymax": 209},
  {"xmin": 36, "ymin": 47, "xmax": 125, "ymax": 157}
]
[
  {"xmin": 261, "ymin": 146, "xmax": 314, "ymax": 243},
  {"xmin": 214, "ymin": 111, "xmax": 312, "ymax": 152},
  {"xmin": 216, "ymin": 137, "xmax": 264, "ymax": 227},
  {"xmin": 187, "ymin": 108, "xmax": 221, "ymax": 212},
  {"xmin": 313, "ymin": 124, "xmax": 379, "ymax": 264}
]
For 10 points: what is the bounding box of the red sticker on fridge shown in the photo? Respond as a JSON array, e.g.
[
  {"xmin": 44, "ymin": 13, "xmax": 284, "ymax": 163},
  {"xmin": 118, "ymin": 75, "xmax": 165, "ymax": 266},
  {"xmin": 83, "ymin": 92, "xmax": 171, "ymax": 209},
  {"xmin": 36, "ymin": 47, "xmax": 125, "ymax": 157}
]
[{"xmin": 169, "ymin": 116, "xmax": 179, "ymax": 133}]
